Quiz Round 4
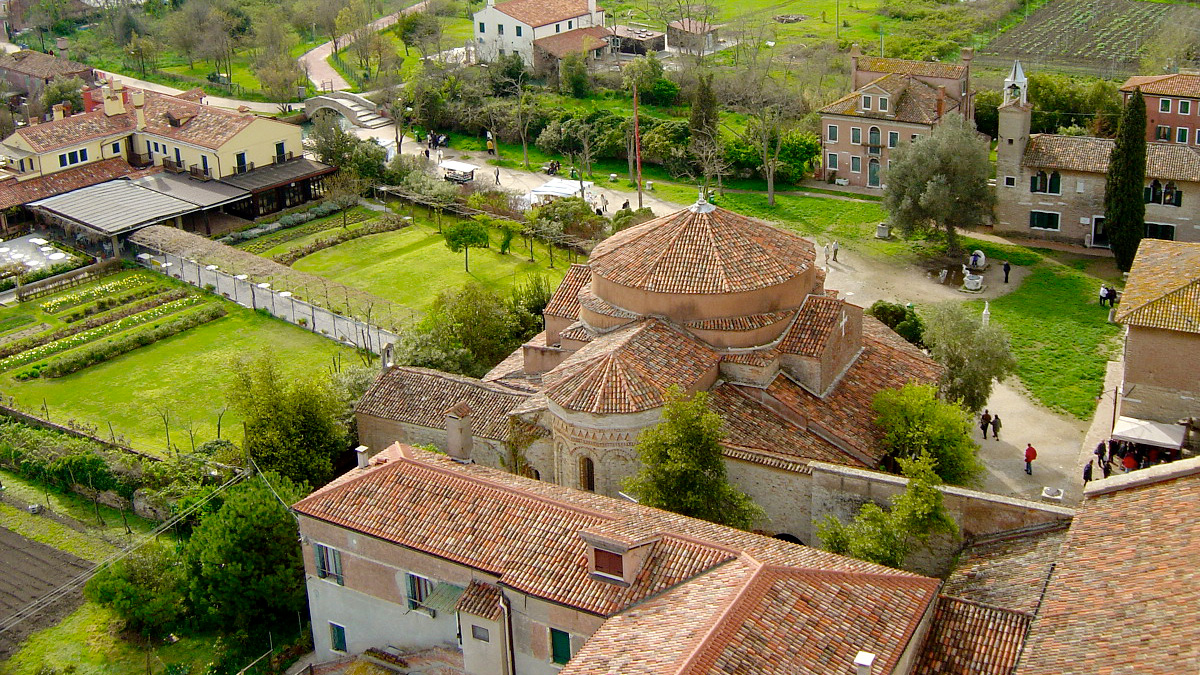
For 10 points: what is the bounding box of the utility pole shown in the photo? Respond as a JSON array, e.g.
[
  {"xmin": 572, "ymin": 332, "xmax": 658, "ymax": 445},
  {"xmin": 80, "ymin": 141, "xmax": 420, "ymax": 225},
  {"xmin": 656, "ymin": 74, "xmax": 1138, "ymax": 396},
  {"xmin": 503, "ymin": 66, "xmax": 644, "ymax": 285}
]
[{"xmin": 633, "ymin": 82, "xmax": 644, "ymax": 209}]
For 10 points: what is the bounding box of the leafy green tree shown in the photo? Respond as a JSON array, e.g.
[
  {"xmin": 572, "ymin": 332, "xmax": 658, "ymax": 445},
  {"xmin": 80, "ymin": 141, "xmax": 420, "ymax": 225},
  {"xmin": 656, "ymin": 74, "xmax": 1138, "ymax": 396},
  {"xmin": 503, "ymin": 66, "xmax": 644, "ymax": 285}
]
[
  {"xmin": 689, "ymin": 74, "xmax": 718, "ymax": 142},
  {"xmin": 624, "ymin": 387, "xmax": 764, "ymax": 530},
  {"xmin": 1104, "ymin": 89, "xmax": 1147, "ymax": 272},
  {"xmin": 443, "ymin": 218, "xmax": 490, "ymax": 272},
  {"xmin": 488, "ymin": 51, "xmax": 527, "ymax": 96},
  {"xmin": 559, "ymin": 52, "xmax": 589, "ymax": 98},
  {"xmin": 85, "ymin": 546, "xmax": 187, "ymax": 638},
  {"xmin": 884, "ymin": 114, "xmax": 994, "ymax": 256},
  {"xmin": 227, "ymin": 355, "xmax": 347, "ymax": 486},
  {"xmin": 920, "ymin": 303, "xmax": 1017, "ymax": 413},
  {"xmin": 973, "ymin": 89, "xmax": 1001, "ymax": 138},
  {"xmin": 866, "ymin": 300, "xmax": 923, "ymax": 345},
  {"xmin": 184, "ymin": 472, "xmax": 308, "ymax": 630},
  {"xmin": 306, "ymin": 110, "xmax": 358, "ymax": 168},
  {"xmin": 395, "ymin": 283, "xmax": 535, "ymax": 377},
  {"xmin": 532, "ymin": 196, "xmax": 606, "ymax": 241},
  {"xmin": 818, "ymin": 454, "xmax": 958, "ymax": 569},
  {"xmin": 40, "ymin": 76, "xmax": 84, "ymax": 115},
  {"xmin": 873, "ymin": 384, "xmax": 982, "ymax": 486}
]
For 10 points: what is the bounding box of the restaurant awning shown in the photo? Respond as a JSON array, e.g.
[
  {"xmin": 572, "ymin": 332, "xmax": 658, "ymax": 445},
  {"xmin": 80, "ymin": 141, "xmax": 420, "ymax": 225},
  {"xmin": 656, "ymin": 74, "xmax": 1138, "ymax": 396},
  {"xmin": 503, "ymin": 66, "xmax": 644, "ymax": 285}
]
[
  {"xmin": 531, "ymin": 178, "xmax": 593, "ymax": 202},
  {"xmin": 1111, "ymin": 416, "xmax": 1186, "ymax": 449},
  {"xmin": 438, "ymin": 160, "xmax": 479, "ymax": 173}
]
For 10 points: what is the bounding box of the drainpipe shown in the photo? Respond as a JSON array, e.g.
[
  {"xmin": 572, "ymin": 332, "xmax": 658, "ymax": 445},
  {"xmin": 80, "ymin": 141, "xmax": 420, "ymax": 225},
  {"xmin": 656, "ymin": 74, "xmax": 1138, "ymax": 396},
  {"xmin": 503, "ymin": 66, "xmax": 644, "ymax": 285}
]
[{"xmin": 499, "ymin": 592, "xmax": 516, "ymax": 675}]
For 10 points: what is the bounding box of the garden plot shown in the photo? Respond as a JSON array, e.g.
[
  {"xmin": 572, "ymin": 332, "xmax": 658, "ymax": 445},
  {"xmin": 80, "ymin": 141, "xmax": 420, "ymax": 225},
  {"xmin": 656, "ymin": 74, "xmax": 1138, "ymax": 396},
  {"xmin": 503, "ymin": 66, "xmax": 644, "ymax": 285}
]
[
  {"xmin": 979, "ymin": 0, "xmax": 1200, "ymax": 74},
  {"xmin": 0, "ymin": 526, "xmax": 92, "ymax": 661}
]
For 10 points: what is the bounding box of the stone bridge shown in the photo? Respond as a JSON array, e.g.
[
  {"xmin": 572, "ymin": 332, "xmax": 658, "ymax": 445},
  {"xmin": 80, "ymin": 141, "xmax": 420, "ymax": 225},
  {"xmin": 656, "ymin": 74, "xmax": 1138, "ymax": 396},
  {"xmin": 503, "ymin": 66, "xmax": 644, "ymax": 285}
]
[{"xmin": 304, "ymin": 91, "xmax": 390, "ymax": 129}]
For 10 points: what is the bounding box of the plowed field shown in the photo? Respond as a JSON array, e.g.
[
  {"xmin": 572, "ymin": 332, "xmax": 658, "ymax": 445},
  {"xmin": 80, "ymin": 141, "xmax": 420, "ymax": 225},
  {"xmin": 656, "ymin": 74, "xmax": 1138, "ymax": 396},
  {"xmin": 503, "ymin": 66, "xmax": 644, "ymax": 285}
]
[{"xmin": 0, "ymin": 526, "xmax": 91, "ymax": 661}]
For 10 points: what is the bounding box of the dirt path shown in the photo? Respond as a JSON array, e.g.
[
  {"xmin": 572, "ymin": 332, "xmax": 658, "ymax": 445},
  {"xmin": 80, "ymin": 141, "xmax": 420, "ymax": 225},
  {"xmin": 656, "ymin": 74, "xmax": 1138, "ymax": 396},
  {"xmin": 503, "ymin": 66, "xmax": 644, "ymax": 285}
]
[{"xmin": 299, "ymin": 1, "xmax": 430, "ymax": 92}]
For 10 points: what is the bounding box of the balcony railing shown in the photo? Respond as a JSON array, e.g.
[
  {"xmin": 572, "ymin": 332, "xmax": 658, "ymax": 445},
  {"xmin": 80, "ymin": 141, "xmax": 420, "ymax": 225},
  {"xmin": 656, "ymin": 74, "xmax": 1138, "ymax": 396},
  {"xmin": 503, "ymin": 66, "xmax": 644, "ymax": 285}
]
[
  {"xmin": 189, "ymin": 164, "xmax": 212, "ymax": 181},
  {"xmin": 129, "ymin": 152, "xmax": 152, "ymax": 168},
  {"xmin": 272, "ymin": 151, "xmax": 294, "ymax": 165},
  {"xmin": 233, "ymin": 162, "xmax": 254, "ymax": 175},
  {"xmin": 162, "ymin": 157, "xmax": 186, "ymax": 173}
]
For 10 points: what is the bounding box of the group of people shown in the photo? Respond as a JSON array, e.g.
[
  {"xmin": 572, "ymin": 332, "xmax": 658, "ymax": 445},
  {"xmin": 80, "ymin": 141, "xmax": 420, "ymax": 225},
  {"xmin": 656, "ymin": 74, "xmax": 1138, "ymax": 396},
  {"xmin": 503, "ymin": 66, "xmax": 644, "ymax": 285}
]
[
  {"xmin": 544, "ymin": 160, "xmax": 562, "ymax": 175},
  {"xmin": 822, "ymin": 241, "xmax": 840, "ymax": 264},
  {"xmin": 1098, "ymin": 285, "xmax": 1118, "ymax": 307},
  {"xmin": 979, "ymin": 409, "xmax": 1003, "ymax": 440},
  {"xmin": 1084, "ymin": 439, "xmax": 1173, "ymax": 484}
]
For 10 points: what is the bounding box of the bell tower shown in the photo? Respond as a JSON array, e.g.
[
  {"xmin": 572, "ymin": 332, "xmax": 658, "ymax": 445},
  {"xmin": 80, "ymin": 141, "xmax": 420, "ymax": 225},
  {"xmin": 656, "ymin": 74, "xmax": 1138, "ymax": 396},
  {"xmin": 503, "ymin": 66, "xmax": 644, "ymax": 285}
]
[{"xmin": 997, "ymin": 61, "xmax": 1032, "ymax": 186}]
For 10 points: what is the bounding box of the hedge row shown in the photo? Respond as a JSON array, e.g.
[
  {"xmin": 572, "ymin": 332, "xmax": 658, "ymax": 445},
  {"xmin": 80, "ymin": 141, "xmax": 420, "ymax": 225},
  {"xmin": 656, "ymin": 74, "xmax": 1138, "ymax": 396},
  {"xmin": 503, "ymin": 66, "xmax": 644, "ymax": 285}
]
[
  {"xmin": 274, "ymin": 214, "xmax": 410, "ymax": 266},
  {"xmin": 40, "ymin": 305, "xmax": 227, "ymax": 379},
  {"xmin": 1, "ymin": 290, "xmax": 193, "ymax": 361},
  {"xmin": 62, "ymin": 286, "xmax": 171, "ymax": 323},
  {"xmin": 0, "ymin": 421, "xmax": 141, "ymax": 499},
  {"xmin": 41, "ymin": 275, "xmax": 153, "ymax": 313},
  {"xmin": 221, "ymin": 201, "xmax": 343, "ymax": 244},
  {"xmin": 239, "ymin": 210, "xmax": 371, "ymax": 255},
  {"xmin": 0, "ymin": 261, "xmax": 88, "ymax": 293}
]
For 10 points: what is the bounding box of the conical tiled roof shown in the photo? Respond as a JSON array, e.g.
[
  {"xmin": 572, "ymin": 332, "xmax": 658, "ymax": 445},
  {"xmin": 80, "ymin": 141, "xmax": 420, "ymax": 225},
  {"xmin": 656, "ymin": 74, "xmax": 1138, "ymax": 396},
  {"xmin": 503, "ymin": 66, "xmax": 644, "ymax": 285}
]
[{"xmin": 589, "ymin": 200, "xmax": 814, "ymax": 295}]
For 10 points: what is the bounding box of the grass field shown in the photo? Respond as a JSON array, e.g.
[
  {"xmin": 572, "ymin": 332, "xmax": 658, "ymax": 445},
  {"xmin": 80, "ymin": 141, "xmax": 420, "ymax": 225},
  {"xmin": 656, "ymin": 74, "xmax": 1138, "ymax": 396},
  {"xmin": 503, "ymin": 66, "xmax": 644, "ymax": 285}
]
[
  {"xmin": 0, "ymin": 270, "xmax": 357, "ymax": 456},
  {"xmin": 290, "ymin": 217, "xmax": 568, "ymax": 312}
]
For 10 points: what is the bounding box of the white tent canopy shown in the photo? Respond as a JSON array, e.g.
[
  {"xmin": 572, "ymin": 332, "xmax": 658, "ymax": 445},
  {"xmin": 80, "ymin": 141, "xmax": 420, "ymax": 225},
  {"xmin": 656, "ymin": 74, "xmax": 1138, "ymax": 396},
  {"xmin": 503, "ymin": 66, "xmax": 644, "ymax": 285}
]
[
  {"xmin": 1111, "ymin": 416, "xmax": 1186, "ymax": 449},
  {"xmin": 438, "ymin": 160, "xmax": 479, "ymax": 173},
  {"xmin": 531, "ymin": 178, "xmax": 593, "ymax": 204}
]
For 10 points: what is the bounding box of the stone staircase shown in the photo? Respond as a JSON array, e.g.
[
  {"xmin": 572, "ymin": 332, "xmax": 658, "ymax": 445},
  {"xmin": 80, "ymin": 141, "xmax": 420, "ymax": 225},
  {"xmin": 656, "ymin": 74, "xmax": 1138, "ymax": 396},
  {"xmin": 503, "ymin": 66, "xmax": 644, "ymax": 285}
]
[
  {"xmin": 342, "ymin": 100, "xmax": 390, "ymax": 128},
  {"xmin": 304, "ymin": 92, "xmax": 391, "ymax": 129}
]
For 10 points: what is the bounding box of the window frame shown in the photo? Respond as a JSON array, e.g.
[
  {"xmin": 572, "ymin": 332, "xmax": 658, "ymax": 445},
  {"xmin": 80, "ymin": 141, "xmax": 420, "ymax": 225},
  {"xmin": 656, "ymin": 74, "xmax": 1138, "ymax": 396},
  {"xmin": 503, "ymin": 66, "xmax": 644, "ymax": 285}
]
[
  {"xmin": 1178, "ymin": 127, "xmax": 1190, "ymax": 143},
  {"xmin": 850, "ymin": 155, "xmax": 862, "ymax": 173},
  {"xmin": 1029, "ymin": 210, "xmax": 1061, "ymax": 231},
  {"xmin": 826, "ymin": 124, "xmax": 838, "ymax": 142},
  {"xmin": 516, "ymin": 25, "xmax": 522, "ymax": 36},
  {"xmin": 861, "ymin": 94, "xmax": 872, "ymax": 110},
  {"xmin": 826, "ymin": 153, "xmax": 838, "ymax": 170},
  {"xmin": 887, "ymin": 131, "xmax": 898, "ymax": 148},
  {"xmin": 407, "ymin": 573, "xmax": 435, "ymax": 613},
  {"xmin": 878, "ymin": 96, "xmax": 889, "ymax": 112},
  {"xmin": 579, "ymin": 456, "xmax": 595, "ymax": 492},
  {"xmin": 315, "ymin": 543, "xmax": 344, "ymax": 585},
  {"xmin": 550, "ymin": 628, "xmax": 572, "ymax": 665},
  {"xmin": 330, "ymin": 623, "xmax": 348, "ymax": 653},
  {"xmin": 498, "ymin": 23, "xmax": 504, "ymax": 35},
  {"xmin": 594, "ymin": 548, "xmax": 623, "ymax": 578},
  {"xmin": 478, "ymin": 21, "xmax": 485, "ymax": 32},
  {"xmin": 1160, "ymin": 98, "xmax": 1172, "ymax": 113},
  {"xmin": 851, "ymin": 127, "xmax": 862, "ymax": 145},
  {"xmin": 1004, "ymin": 175, "xmax": 1016, "ymax": 187},
  {"xmin": 1182, "ymin": 100, "xmax": 1192, "ymax": 115},
  {"xmin": 472, "ymin": 625, "xmax": 491, "ymax": 642},
  {"xmin": 1157, "ymin": 125, "xmax": 1171, "ymax": 141},
  {"xmin": 1146, "ymin": 222, "xmax": 1176, "ymax": 240},
  {"xmin": 111, "ymin": 141, "xmax": 121, "ymax": 154}
]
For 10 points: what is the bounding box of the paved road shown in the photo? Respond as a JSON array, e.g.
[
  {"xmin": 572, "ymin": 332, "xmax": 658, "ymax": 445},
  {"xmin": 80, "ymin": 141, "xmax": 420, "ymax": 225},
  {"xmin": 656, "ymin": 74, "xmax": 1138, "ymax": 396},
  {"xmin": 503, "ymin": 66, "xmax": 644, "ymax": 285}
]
[{"xmin": 299, "ymin": 0, "xmax": 430, "ymax": 92}]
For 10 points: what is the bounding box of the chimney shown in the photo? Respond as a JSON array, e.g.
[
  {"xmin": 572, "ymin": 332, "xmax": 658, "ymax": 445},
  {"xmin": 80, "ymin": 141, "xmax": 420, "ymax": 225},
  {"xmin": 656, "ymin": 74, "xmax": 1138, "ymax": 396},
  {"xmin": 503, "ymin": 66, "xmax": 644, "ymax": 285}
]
[
  {"xmin": 961, "ymin": 47, "xmax": 974, "ymax": 118},
  {"xmin": 51, "ymin": 103, "xmax": 65, "ymax": 121},
  {"xmin": 853, "ymin": 651, "xmax": 876, "ymax": 675},
  {"xmin": 936, "ymin": 85, "xmax": 945, "ymax": 120},
  {"xmin": 54, "ymin": 36, "xmax": 68, "ymax": 58},
  {"xmin": 131, "ymin": 89, "xmax": 146, "ymax": 130},
  {"xmin": 588, "ymin": 0, "xmax": 597, "ymax": 14},
  {"xmin": 355, "ymin": 445, "xmax": 370, "ymax": 469},
  {"xmin": 444, "ymin": 402, "xmax": 473, "ymax": 461},
  {"xmin": 102, "ymin": 81, "xmax": 125, "ymax": 117},
  {"xmin": 849, "ymin": 44, "xmax": 862, "ymax": 86}
]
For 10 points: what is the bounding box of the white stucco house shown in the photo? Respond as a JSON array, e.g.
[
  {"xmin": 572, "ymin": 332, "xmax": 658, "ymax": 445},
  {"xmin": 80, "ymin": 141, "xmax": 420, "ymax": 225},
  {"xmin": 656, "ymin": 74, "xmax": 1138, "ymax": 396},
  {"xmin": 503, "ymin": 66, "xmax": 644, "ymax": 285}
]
[{"xmin": 472, "ymin": 0, "xmax": 606, "ymax": 68}]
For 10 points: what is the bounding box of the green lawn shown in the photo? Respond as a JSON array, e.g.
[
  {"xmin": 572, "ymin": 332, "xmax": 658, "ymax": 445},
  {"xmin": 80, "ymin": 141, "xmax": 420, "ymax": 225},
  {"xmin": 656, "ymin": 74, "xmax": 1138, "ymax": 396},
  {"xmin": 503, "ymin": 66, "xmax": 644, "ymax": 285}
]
[
  {"xmin": 5, "ymin": 603, "xmax": 219, "ymax": 675},
  {"xmin": 0, "ymin": 273, "xmax": 357, "ymax": 456},
  {"xmin": 291, "ymin": 218, "xmax": 567, "ymax": 312},
  {"xmin": 0, "ymin": 469, "xmax": 163, "ymax": 544},
  {"xmin": 0, "ymin": 501, "xmax": 118, "ymax": 563}
]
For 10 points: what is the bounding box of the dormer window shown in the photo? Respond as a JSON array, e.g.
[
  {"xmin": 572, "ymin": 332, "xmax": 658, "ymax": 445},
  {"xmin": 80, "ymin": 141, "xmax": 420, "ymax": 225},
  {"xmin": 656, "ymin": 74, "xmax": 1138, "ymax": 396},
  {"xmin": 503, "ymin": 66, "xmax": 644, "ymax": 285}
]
[
  {"xmin": 878, "ymin": 97, "xmax": 889, "ymax": 112},
  {"xmin": 862, "ymin": 95, "xmax": 872, "ymax": 111},
  {"xmin": 594, "ymin": 548, "xmax": 623, "ymax": 578}
]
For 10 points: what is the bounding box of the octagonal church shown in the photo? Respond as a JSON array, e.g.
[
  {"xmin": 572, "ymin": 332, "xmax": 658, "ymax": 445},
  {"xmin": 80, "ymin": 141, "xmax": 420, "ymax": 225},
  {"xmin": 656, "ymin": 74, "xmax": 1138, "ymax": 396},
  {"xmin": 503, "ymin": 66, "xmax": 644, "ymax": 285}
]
[{"xmin": 358, "ymin": 197, "xmax": 939, "ymax": 540}]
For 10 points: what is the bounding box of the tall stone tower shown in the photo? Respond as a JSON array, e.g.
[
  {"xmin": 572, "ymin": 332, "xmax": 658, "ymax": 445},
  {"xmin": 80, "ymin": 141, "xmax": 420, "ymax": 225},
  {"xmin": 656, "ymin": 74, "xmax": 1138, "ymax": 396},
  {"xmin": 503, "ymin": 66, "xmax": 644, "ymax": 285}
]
[{"xmin": 997, "ymin": 61, "xmax": 1031, "ymax": 182}]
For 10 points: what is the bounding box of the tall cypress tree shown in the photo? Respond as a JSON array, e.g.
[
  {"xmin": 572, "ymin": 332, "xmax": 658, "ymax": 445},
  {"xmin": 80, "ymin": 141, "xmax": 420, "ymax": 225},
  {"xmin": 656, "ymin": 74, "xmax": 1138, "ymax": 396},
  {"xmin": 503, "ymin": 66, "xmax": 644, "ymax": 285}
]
[
  {"xmin": 1104, "ymin": 88, "xmax": 1147, "ymax": 271},
  {"xmin": 688, "ymin": 73, "xmax": 718, "ymax": 142}
]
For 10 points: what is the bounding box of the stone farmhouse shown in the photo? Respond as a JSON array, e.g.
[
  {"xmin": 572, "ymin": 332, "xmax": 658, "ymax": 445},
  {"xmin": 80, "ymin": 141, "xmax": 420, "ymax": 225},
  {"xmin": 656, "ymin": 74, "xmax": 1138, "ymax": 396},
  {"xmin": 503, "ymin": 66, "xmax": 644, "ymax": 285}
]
[
  {"xmin": 941, "ymin": 455, "xmax": 1200, "ymax": 674},
  {"xmin": 472, "ymin": 0, "xmax": 607, "ymax": 72},
  {"xmin": 357, "ymin": 197, "xmax": 940, "ymax": 542},
  {"xmin": 817, "ymin": 46, "xmax": 973, "ymax": 189},
  {"xmin": 0, "ymin": 80, "xmax": 333, "ymax": 248},
  {"xmin": 0, "ymin": 50, "xmax": 95, "ymax": 100},
  {"xmin": 294, "ymin": 442, "xmax": 1051, "ymax": 674},
  {"xmin": 1112, "ymin": 239, "xmax": 1200, "ymax": 449},
  {"xmin": 995, "ymin": 62, "xmax": 1200, "ymax": 246}
]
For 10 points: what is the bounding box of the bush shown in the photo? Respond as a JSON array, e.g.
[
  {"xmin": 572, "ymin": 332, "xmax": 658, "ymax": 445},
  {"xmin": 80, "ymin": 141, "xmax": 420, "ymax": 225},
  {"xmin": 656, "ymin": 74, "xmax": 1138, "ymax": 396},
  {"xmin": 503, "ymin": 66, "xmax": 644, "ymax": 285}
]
[
  {"xmin": 272, "ymin": 214, "xmax": 410, "ymax": 266},
  {"xmin": 61, "ymin": 286, "xmax": 170, "ymax": 323},
  {"xmin": 868, "ymin": 300, "xmax": 923, "ymax": 346}
]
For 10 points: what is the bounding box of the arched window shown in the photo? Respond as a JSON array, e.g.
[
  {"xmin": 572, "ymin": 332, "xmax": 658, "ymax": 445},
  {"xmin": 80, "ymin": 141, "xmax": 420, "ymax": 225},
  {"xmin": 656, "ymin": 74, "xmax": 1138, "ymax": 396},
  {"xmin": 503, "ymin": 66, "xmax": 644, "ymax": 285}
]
[
  {"xmin": 868, "ymin": 127, "xmax": 881, "ymax": 155},
  {"xmin": 1164, "ymin": 181, "xmax": 1183, "ymax": 207},
  {"xmin": 1031, "ymin": 171, "xmax": 1049, "ymax": 193},
  {"xmin": 579, "ymin": 457, "xmax": 595, "ymax": 492},
  {"xmin": 1048, "ymin": 171, "xmax": 1061, "ymax": 194},
  {"xmin": 1146, "ymin": 179, "xmax": 1165, "ymax": 204}
]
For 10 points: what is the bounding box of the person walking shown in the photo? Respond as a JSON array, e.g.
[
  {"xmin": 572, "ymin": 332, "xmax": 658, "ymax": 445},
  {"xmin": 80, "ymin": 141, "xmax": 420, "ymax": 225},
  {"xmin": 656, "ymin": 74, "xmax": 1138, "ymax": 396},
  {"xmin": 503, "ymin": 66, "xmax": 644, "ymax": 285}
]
[
  {"xmin": 1099, "ymin": 285, "xmax": 1109, "ymax": 306},
  {"xmin": 824, "ymin": 243, "xmax": 831, "ymax": 264},
  {"xmin": 1101, "ymin": 458, "xmax": 1113, "ymax": 478},
  {"xmin": 1024, "ymin": 443, "xmax": 1037, "ymax": 475},
  {"xmin": 1003, "ymin": 261, "xmax": 1012, "ymax": 283},
  {"xmin": 991, "ymin": 414, "xmax": 1002, "ymax": 440},
  {"xmin": 495, "ymin": 167, "xmax": 501, "ymax": 185},
  {"xmin": 436, "ymin": 149, "xmax": 444, "ymax": 164},
  {"xmin": 486, "ymin": 139, "xmax": 495, "ymax": 156},
  {"xmin": 831, "ymin": 240, "xmax": 840, "ymax": 261},
  {"xmin": 601, "ymin": 194, "xmax": 608, "ymax": 213},
  {"xmin": 1094, "ymin": 441, "xmax": 1106, "ymax": 463},
  {"xmin": 1083, "ymin": 460, "xmax": 1093, "ymax": 484},
  {"xmin": 979, "ymin": 410, "xmax": 992, "ymax": 440}
]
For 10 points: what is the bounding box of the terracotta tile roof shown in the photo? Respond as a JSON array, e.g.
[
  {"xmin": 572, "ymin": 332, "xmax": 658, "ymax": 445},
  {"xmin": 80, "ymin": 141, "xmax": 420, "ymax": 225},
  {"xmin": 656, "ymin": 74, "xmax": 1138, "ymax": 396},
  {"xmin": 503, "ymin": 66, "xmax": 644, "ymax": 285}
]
[
  {"xmin": 684, "ymin": 309, "xmax": 794, "ymax": 332},
  {"xmin": 356, "ymin": 366, "xmax": 530, "ymax": 441},
  {"xmin": 777, "ymin": 295, "xmax": 845, "ymax": 356},
  {"xmin": 1112, "ymin": 238, "xmax": 1200, "ymax": 333},
  {"xmin": 589, "ymin": 203, "xmax": 815, "ymax": 295},
  {"xmin": 0, "ymin": 50, "xmax": 91, "ymax": 81},
  {"xmin": 296, "ymin": 444, "xmax": 935, "ymax": 640},
  {"xmin": 481, "ymin": 343, "xmax": 540, "ymax": 391},
  {"xmin": 913, "ymin": 597, "xmax": 1032, "ymax": 675},
  {"xmin": 493, "ymin": 0, "xmax": 593, "ymax": 27},
  {"xmin": 857, "ymin": 55, "xmax": 967, "ymax": 80},
  {"xmin": 542, "ymin": 319, "xmax": 719, "ymax": 414},
  {"xmin": 1120, "ymin": 73, "xmax": 1200, "ymax": 98},
  {"xmin": 766, "ymin": 318, "xmax": 941, "ymax": 465},
  {"xmin": 943, "ymin": 523, "xmax": 1069, "ymax": 615},
  {"xmin": 0, "ymin": 158, "xmax": 154, "ymax": 209},
  {"xmin": 455, "ymin": 580, "xmax": 503, "ymax": 621},
  {"xmin": 533, "ymin": 26, "xmax": 609, "ymax": 58},
  {"xmin": 720, "ymin": 349, "xmax": 778, "ymax": 366},
  {"xmin": 820, "ymin": 73, "xmax": 960, "ymax": 125},
  {"xmin": 709, "ymin": 383, "xmax": 867, "ymax": 468},
  {"xmin": 544, "ymin": 263, "xmax": 590, "ymax": 318},
  {"xmin": 13, "ymin": 109, "xmax": 133, "ymax": 153},
  {"xmin": 559, "ymin": 323, "xmax": 594, "ymax": 343},
  {"xmin": 1023, "ymin": 134, "xmax": 1200, "ymax": 182},
  {"xmin": 1016, "ymin": 460, "xmax": 1200, "ymax": 675},
  {"xmin": 576, "ymin": 285, "xmax": 637, "ymax": 320}
]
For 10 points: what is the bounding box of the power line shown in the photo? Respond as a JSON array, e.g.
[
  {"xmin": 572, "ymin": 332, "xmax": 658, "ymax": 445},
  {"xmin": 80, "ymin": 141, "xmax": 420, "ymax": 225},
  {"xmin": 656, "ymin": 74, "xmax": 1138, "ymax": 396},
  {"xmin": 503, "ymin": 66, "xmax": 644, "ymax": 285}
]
[{"xmin": 0, "ymin": 469, "xmax": 249, "ymax": 636}]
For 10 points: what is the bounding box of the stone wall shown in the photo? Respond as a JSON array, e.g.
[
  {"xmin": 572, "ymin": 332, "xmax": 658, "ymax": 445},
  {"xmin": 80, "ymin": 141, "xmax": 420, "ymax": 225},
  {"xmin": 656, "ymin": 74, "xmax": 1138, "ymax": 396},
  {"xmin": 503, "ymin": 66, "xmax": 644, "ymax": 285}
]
[{"xmin": 808, "ymin": 462, "xmax": 1074, "ymax": 577}]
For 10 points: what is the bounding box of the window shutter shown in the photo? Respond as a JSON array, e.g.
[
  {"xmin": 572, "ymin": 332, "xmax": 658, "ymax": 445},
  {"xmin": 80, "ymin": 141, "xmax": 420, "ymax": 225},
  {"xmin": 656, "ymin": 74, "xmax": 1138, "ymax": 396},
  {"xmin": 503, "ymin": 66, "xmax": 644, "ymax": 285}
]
[
  {"xmin": 1144, "ymin": 186, "xmax": 1152, "ymax": 203},
  {"xmin": 1175, "ymin": 191, "xmax": 1183, "ymax": 207},
  {"xmin": 315, "ymin": 545, "xmax": 327, "ymax": 578},
  {"xmin": 1049, "ymin": 172, "xmax": 1060, "ymax": 194},
  {"xmin": 1030, "ymin": 175, "xmax": 1038, "ymax": 192}
]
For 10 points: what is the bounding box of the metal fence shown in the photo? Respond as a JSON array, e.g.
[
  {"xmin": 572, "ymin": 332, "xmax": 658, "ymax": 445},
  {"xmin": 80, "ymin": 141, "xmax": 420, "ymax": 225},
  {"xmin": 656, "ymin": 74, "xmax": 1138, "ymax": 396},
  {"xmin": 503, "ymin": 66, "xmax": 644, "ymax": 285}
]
[{"xmin": 135, "ymin": 250, "xmax": 398, "ymax": 354}]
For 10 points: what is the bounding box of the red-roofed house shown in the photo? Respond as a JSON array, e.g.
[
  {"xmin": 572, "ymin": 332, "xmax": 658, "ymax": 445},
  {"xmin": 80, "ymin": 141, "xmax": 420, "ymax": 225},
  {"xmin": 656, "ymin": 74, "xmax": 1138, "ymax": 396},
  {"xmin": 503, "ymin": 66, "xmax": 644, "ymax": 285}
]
[
  {"xmin": 293, "ymin": 443, "xmax": 942, "ymax": 672},
  {"xmin": 996, "ymin": 63, "xmax": 1200, "ymax": 245},
  {"xmin": 357, "ymin": 197, "xmax": 941, "ymax": 542},
  {"xmin": 473, "ymin": 0, "xmax": 606, "ymax": 68},
  {"xmin": 817, "ymin": 45, "xmax": 974, "ymax": 188},
  {"xmin": 1121, "ymin": 73, "xmax": 1200, "ymax": 146}
]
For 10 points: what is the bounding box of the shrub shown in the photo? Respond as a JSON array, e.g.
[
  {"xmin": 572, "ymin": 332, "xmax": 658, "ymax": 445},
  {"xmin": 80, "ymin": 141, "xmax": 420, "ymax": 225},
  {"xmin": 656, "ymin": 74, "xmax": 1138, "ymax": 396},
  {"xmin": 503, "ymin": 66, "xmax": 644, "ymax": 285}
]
[
  {"xmin": 868, "ymin": 300, "xmax": 923, "ymax": 346},
  {"xmin": 61, "ymin": 286, "xmax": 170, "ymax": 323}
]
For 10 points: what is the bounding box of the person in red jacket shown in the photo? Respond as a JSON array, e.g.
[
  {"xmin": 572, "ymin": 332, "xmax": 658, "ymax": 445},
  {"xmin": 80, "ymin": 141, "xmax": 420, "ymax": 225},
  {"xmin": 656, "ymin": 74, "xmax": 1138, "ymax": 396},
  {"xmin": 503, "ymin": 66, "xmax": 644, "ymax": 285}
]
[
  {"xmin": 1122, "ymin": 451, "xmax": 1138, "ymax": 473},
  {"xmin": 1024, "ymin": 444, "xmax": 1037, "ymax": 475}
]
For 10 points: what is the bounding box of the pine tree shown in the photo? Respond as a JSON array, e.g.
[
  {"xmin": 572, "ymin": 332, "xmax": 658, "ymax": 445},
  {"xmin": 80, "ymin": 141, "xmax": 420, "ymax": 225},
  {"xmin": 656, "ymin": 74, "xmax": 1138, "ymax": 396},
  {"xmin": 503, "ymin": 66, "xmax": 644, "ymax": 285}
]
[{"xmin": 1104, "ymin": 88, "xmax": 1147, "ymax": 272}]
